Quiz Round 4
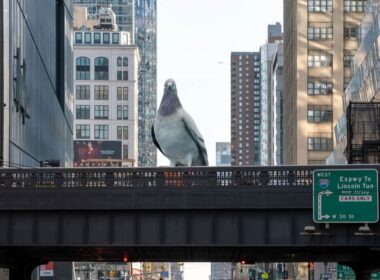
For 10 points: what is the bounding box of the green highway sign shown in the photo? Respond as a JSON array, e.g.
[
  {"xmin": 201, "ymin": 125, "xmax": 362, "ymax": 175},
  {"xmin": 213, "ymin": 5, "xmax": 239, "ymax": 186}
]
[
  {"xmin": 313, "ymin": 169, "xmax": 378, "ymax": 223},
  {"xmin": 336, "ymin": 265, "xmax": 380, "ymax": 280},
  {"xmin": 336, "ymin": 265, "xmax": 355, "ymax": 280}
]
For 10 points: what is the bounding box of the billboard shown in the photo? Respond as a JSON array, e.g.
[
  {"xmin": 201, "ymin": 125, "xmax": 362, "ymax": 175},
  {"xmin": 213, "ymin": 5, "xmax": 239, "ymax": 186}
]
[{"xmin": 74, "ymin": 141, "xmax": 122, "ymax": 167}]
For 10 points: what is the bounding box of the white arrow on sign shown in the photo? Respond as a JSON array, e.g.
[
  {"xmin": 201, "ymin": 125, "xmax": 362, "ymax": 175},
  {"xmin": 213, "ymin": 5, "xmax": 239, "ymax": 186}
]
[{"xmin": 318, "ymin": 189, "xmax": 333, "ymax": 220}]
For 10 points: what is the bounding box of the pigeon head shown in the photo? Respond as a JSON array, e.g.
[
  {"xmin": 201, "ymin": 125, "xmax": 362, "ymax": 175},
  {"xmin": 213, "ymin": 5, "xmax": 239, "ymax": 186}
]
[{"xmin": 158, "ymin": 79, "xmax": 182, "ymax": 116}]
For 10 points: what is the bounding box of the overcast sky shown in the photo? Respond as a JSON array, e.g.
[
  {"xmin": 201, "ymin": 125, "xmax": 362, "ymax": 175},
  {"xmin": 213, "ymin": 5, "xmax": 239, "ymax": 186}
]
[{"xmin": 156, "ymin": 1, "xmax": 283, "ymax": 277}]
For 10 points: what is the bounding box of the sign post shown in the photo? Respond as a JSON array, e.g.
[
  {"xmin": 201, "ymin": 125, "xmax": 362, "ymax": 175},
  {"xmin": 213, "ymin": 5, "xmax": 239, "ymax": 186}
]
[{"xmin": 313, "ymin": 169, "xmax": 378, "ymax": 223}]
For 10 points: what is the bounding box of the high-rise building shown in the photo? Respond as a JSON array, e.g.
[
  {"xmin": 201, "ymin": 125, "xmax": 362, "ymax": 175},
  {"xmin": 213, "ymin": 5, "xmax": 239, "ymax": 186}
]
[
  {"xmin": 260, "ymin": 42, "xmax": 278, "ymax": 165},
  {"xmin": 268, "ymin": 22, "xmax": 283, "ymax": 43},
  {"xmin": 135, "ymin": 0, "xmax": 157, "ymax": 167},
  {"xmin": 216, "ymin": 142, "xmax": 231, "ymax": 166},
  {"xmin": 73, "ymin": 0, "xmax": 135, "ymax": 41},
  {"xmin": 1, "ymin": 0, "xmax": 73, "ymax": 167},
  {"xmin": 327, "ymin": 0, "xmax": 380, "ymax": 164},
  {"xmin": 73, "ymin": 0, "xmax": 157, "ymax": 167},
  {"xmin": 284, "ymin": 0, "xmax": 366, "ymax": 165},
  {"xmin": 271, "ymin": 42, "xmax": 284, "ymax": 165},
  {"xmin": 230, "ymin": 52, "xmax": 261, "ymax": 166},
  {"xmin": 210, "ymin": 262, "xmax": 232, "ymax": 280},
  {"xmin": 73, "ymin": 7, "xmax": 139, "ymax": 167}
]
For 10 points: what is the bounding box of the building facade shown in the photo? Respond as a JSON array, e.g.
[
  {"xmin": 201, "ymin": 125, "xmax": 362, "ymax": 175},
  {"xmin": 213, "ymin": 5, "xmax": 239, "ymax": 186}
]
[
  {"xmin": 215, "ymin": 142, "xmax": 231, "ymax": 166},
  {"xmin": 73, "ymin": 0, "xmax": 157, "ymax": 167},
  {"xmin": 284, "ymin": 0, "xmax": 365, "ymax": 165},
  {"xmin": 327, "ymin": 0, "xmax": 380, "ymax": 164},
  {"xmin": 271, "ymin": 42, "xmax": 284, "ymax": 165},
  {"xmin": 260, "ymin": 43, "xmax": 277, "ymax": 165},
  {"xmin": 211, "ymin": 262, "xmax": 232, "ymax": 280},
  {"xmin": 1, "ymin": 0, "xmax": 74, "ymax": 167},
  {"xmin": 230, "ymin": 52, "xmax": 261, "ymax": 166},
  {"xmin": 268, "ymin": 22, "xmax": 283, "ymax": 43},
  {"xmin": 73, "ymin": 0, "xmax": 135, "ymax": 41},
  {"xmin": 135, "ymin": 0, "xmax": 157, "ymax": 167},
  {"xmin": 73, "ymin": 7, "xmax": 139, "ymax": 167}
]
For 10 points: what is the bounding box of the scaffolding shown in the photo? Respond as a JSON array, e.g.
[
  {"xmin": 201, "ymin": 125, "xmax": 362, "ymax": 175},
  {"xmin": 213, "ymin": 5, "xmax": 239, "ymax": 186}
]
[{"xmin": 346, "ymin": 102, "xmax": 380, "ymax": 163}]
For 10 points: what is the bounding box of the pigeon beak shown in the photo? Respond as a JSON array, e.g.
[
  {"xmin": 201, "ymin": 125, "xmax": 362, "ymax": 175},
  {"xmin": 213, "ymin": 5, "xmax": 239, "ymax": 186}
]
[{"xmin": 167, "ymin": 82, "xmax": 174, "ymax": 90}]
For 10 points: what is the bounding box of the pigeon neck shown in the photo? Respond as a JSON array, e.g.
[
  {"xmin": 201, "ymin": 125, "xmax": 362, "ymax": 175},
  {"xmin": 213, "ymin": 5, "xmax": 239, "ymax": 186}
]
[{"xmin": 158, "ymin": 93, "xmax": 182, "ymax": 116}]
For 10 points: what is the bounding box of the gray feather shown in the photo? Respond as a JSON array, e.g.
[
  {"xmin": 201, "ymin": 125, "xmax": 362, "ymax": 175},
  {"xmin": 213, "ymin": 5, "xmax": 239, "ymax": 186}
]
[{"xmin": 151, "ymin": 79, "xmax": 208, "ymax": 166}]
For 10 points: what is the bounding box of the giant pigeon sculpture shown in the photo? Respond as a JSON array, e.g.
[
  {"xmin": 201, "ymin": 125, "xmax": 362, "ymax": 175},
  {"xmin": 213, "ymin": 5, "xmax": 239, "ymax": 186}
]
[{"xmin": 152, "ymin": 79, "xmax": 208, "ymax": 166}]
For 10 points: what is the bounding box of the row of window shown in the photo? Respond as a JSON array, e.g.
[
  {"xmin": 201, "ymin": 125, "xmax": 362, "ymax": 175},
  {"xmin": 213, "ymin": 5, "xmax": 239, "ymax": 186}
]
[
  {"xmin": 76, "ymin": 105, "xmax": 128, "ymax": 120},
  {"xmin": 75, "ymin": 32, "xmax": 121, "ymax": 45},
  {"xmin": 307, "ymin": 0, "xmax": 333, "ymax": 12},
  {"xmin": 307, "ymin": 105, "xmax": 333, "ymax": 123},
  {"xmin": 307, "ymin": 136, "xmax": 333, "ymax": 151},
  {"xmin": 77, "ymin": 85, "xmax": 118, "ymax": 100},
  {"xmin": 76, "ymin": 56, "xmax": 129, "ymax": 81},
  {"xmin": 344, "ymin": 0, "xmax": 366, "ymax": 12},
  {"xmin": 307, "ymin": 27, "xmax": 333, "ymax": 40},
  {"xmin": 76, "ymin": 124, "xmax": 129, "ymax": 140},
  {"xmin": 307, "ymin": 79, "xmax": 333, "ymax": 95},
  {"xmin": 307, "ymin": 53, "xmax": 333, "ymax": 67},
  {"xmin": 308, "ymin": 0, "xmax": 365, "ymax": 12},
  {"xmin": 307, "ymin": 26, "xmax": 359, "ymax": 41}
]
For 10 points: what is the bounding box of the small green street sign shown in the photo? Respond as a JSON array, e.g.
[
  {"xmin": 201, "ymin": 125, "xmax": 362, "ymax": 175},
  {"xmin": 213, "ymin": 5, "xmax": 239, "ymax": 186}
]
[{"xmin": 313, "ymin": 169, "xmax": 379, "ymax": 223}]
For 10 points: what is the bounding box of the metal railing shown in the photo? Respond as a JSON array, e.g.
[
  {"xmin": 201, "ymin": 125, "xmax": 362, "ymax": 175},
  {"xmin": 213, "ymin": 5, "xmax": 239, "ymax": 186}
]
[{"xmin": 0, "ymin": 165, "xmax": 378, "ymax": 189}]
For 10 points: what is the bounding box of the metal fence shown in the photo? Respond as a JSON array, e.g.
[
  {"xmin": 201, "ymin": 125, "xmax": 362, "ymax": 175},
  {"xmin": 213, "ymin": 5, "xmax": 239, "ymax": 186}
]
[{"xmin": 0, "ymin": 165, "xmax": 378, "ymax": 189}]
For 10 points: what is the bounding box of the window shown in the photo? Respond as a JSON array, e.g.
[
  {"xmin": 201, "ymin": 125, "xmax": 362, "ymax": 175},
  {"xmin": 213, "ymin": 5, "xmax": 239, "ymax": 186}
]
[
  {"xmin": 123, "ymin": 126, "xmax": 128, "ymax": 140},
  {"xmin": 76, "ymin": 85, "xmax": 90, "ymax": 99},
  {"xmin": 94, "ymin": 105, "xmax": 109, "ymax": 119},
  {"xmin": 76, "ymin": 105, "xmax": 90, "ymax": 119},
  {"xmin": 117, "ymin": 71, "xmax": 128, "ymax": 80},
  {"xmin": 123, "ymin": 144, "xmax": 128, "ymax": 159},
  {"xmin": 307, "ymin": 133, "xmax": 333, "ymax": 151},
  {"xmin": 94, "ymin": 125, "xmax": 109, "ymax": 139},
  {"xmin": 94, "ymin": 32, "xmax": 101, "ymax": 44},
  {"xmin": 307, "ymin": 105, "xmax": 333, "ymax": 123},
  {"xmin": 307, "ymin": 23, "xmax": 333, "ymax": 40},
  {"xmin": 308, "ymin": 0, "xmax": 333, "ymax": 12},
  {"xmin": 76, "ymin": 57, "xmax": 90, "ymax": 80},
  {"xmin": 117, "ymin": 126, "xmax": 122, "ymax": 140},
  {"xmin": 117, "ymin": 105, "xmax": 122, "ymax": 120},
  {"xmin": 103, "ymin": 33, "xmax": 110, "ymax": 44},
  {"xmin": 84, "ymin": 32, "xmax": 91, "ymax": 44},
  {"xmin": 344, "ymin": 56, "xmax": 352, "ymax": 67},
  {"xmin": 94, "ymin": 85, "xmax": 109, "ymax": 100},
  {"xmin": 123, "ymin": 57, "xmax": 128, "ymax": 66},
  {"xmin": 117, "ymin": 87, "xmax": 128, "ymax": 100},
  {"xmin": 307, "ymin": 78, "xmax": 333, "ymax": 95},
  {"xmin": 344, "ymin": 0, "xmax": 366, "ymax": 12},
  {"xmin": 112, "ymin": 33, "xmax": 120, "ymax": 44},
  {"xmin": 75, "ymin": 32, "xmax": 83, "ymax": 44},
  {"xmin": 123, "ymin": 105, "xmax": 128, "ymax": 119},
  {"xmin": 76, "ymin": 124, "xmax": 90, "ymax": 139},
  {"xmin": 344, "ymin": 26, "xmax": 358, "ymax": 39},
  {"xmin": 117, "ymin": 57, "xmax": 122, "ymax": 67},
  {"xmin": 308, "ymin": 51, "xmax": 332, "ymax": 67},
  {"xmin": 94, "ymin": 57, "xmax": 109, "ymax": 80}
]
